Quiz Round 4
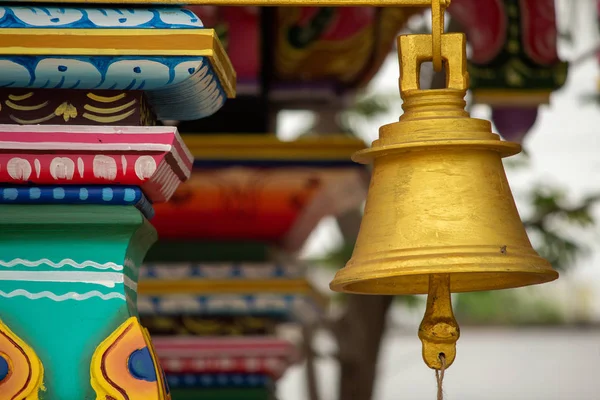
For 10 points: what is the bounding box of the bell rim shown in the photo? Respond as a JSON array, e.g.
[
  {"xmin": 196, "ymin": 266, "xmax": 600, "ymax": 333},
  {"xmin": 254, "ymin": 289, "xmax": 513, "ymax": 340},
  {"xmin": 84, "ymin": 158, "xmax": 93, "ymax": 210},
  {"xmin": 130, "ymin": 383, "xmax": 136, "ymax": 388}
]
[
  {"xmin": 329, "ymin": 252, "xmax": 558, "ymax": 295},
  {"xmin": 351, "ymin": 139, "xmax": 521, "ymax": 164},
  {"xmin": 330, "ymin": 269, "xmax": 559, "ymax": 295}
]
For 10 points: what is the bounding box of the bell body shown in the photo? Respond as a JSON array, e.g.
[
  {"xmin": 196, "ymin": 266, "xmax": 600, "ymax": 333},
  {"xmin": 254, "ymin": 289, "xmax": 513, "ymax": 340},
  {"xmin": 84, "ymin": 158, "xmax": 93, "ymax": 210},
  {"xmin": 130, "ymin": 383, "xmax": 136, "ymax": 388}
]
[
  {"xmin": 330, "ymin": 31, "xmax": 559, "ymax": 371},
  {"xmin": 330, "ymin": 89, "xmax": 558, "ymax": 295}
]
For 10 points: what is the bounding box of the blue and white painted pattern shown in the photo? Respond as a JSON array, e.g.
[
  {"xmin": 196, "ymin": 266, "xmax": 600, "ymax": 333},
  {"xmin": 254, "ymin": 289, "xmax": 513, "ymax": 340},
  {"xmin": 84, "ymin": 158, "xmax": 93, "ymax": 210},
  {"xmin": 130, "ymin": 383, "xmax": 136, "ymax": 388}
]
[
  {"xmin": 140, "ymin": 263, "xmax": 306, "ymax": 280},
  {"xmin": 0, "ymin": 6, "xmax": 203, "ymax": 29},
  {"xmin": 0, "ymin": 56, "xmax": 226, "ymax": 120},
  {"xmin": 0, "ymin": 56, "xmax": 206, "ymax": 91},
  {"xmin": 137, "ymin": 294, "xmax": 321, "ymax": 322},
  {"xmin": 0, "ymin": 185, "xmax": 154, "ymax": 219},
  {"xmin": 166, "ymin": 373, "xmax": 271, "ymax": 389}
]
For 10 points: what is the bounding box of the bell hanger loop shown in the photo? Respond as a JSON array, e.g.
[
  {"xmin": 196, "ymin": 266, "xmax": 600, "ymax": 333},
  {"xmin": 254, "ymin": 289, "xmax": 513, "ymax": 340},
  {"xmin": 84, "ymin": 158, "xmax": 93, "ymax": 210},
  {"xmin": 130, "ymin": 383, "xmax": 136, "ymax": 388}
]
[{"xmin": 430, "ymin": 0, "xmax": 450, "ymax": 72}]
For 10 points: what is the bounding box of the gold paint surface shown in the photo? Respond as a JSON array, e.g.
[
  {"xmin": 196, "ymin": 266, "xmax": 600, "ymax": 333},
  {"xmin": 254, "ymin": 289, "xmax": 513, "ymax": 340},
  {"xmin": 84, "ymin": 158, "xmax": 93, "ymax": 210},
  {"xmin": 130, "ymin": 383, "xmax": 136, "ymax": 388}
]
[
  {"xmin": 329, "ymin": 33, "xmax": 558, "ymax": 295},
  {"xmin": 0, "ymin": 29, "xmax": 236, "ymax": 98}
]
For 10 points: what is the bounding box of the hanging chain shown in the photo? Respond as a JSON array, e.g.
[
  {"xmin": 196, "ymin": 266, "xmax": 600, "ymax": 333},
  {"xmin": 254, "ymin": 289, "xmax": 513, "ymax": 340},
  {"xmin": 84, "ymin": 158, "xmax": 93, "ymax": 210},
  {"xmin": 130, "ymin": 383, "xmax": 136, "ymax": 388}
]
[{"xmin": 431, "ymin": 0, "xmax": 450, "ymax": 72}]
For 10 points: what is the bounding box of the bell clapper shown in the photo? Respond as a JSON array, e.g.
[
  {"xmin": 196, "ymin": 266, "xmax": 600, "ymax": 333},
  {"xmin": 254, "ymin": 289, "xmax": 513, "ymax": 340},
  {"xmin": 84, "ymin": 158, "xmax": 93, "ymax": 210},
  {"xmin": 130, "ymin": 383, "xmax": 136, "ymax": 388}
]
[{"xmin": 418, "ymin": 274, "xmax": 460, "ymax": 370}]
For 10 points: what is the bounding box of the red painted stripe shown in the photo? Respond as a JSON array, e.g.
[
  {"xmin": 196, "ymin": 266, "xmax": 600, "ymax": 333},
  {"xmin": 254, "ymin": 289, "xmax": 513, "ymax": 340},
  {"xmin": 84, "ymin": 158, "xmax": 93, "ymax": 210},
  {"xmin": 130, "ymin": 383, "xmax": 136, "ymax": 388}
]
[
  {"xmin": 0, "ymin": 154, "xmax": 184, "ymax": 203},
  {"xmin": 159, "ymin": 357, "xmax": 291, "ymax": 379},
  {"xmin": 153, "ymin": 337, "xmax": 293, "ymax": 349}
]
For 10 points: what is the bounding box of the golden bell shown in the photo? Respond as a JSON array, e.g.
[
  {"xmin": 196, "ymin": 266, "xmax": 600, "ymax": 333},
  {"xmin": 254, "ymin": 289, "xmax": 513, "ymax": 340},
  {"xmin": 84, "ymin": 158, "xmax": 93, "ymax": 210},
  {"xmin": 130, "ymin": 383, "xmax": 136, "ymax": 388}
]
[{"xmin": 329, "ymin": 33, "xmax": 558, "ymax": 369}]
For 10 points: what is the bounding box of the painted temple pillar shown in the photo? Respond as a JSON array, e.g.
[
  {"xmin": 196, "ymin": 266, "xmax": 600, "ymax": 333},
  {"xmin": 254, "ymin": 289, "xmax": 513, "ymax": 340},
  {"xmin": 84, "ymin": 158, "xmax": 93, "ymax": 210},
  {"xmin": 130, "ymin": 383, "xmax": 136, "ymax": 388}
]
[
  {"xmin": 0, "ymin": 5, "xmax": 234, "ymax": 399},
  {"xmin": 0, "ymin": 205, "xmax": 157, "ymax": 399},
  {"xmin": 0, "ymin": 126, "xmax": 196, "ymax": 399}
]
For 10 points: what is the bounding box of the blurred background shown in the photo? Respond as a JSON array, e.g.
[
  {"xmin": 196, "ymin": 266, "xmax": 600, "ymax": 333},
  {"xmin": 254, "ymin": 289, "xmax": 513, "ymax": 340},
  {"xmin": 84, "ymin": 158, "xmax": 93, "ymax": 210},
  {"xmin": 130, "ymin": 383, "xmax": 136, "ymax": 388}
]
[{"xmin": 147, "ymin": 0, "xmax": 600, "ymax": 399}]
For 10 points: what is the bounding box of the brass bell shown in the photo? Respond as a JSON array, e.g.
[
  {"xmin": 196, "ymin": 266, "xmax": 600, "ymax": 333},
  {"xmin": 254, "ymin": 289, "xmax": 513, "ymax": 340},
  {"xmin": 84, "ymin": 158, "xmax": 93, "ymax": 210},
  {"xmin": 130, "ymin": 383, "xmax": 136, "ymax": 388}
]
[{"xmin": 329, "ymin": 33, "xmax": 558, "ymax": 369}]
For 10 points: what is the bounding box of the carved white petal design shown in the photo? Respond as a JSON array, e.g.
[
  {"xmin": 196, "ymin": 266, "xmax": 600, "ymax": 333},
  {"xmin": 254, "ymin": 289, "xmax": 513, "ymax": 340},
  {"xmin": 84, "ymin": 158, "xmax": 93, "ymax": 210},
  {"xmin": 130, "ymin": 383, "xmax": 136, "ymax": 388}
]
[
  {"xmin": 77, "ymin": 157, "xmax": 84, "ymax": 178},
  {"xmin": 93, "ymin": 155, "xmax": 117, "ymax": 181},
  {"xmin": 100, "ymin": 60, "xmax": 170, "ymax": 91},
  {"xmin": 134, "ymin": 156, "xmax": 156, "ymax": 180},
  {"xmin": 0, "ymin": 60, "xmax": 31, "ymax": 87},
  {"xmin": 7, "ymin": 158, "xmax": 32, "ymax": 181},
  {"xmin": 158, "ymin": 9, "xmax": 203, "ymax": 27},
  {"xmin": 34, "ymin": 59, "xmax": 102, "ymax": 90},
  {"xmin": 85, "ymin": 8, "xmax": 154, "ymax": 27},
  {"xmin": 12, "ymin": 7, "xmax": 83, "ymax": 27},
  {"xmin": 50, "ymin": 157, "xmax": 75, "ymax": 180},
  {"xmin": 34, "ymin": 159, "xmax": 41, "ymax": 178}
]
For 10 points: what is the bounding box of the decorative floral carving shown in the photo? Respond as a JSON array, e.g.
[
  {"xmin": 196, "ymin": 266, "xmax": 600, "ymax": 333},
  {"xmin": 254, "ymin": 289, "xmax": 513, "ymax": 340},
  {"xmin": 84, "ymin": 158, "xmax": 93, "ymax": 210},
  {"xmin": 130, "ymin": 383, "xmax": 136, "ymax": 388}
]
[{"xmin": 54, "ymin": 102, "xmax": 77, "ymax": 122}]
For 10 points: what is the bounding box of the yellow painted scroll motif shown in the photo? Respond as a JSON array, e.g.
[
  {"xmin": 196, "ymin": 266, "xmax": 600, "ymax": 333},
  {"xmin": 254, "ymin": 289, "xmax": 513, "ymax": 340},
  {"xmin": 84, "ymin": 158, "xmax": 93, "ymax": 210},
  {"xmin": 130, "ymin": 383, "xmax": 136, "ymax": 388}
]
[
  {"xmin": 0, "ymin": 318, "xmax": 44, "ymax": 400},
  {"xmin": 90, "ymin": 317, "xmax": 169, "ymax": 400}
]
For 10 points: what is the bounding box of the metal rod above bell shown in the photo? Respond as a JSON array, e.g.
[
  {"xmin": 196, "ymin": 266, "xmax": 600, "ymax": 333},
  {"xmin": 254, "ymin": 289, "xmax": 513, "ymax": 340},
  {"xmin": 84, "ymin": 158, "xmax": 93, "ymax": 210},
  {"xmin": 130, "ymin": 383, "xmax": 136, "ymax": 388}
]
[{"xmin": 329, "ymin": 33, "xmax": 558, "ymax": 370}]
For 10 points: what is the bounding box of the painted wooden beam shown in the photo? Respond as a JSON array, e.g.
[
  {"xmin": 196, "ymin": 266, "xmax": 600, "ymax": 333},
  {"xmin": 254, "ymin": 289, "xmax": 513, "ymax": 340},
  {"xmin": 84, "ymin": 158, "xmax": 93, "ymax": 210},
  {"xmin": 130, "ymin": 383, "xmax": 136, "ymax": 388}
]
[
  {"xmin": 165, "ymin": 373, "xmax": 272, "ymax": 389},
  {"xmin": 0, "ymin": 6, "xmax": 236, "ymax": 121},
  {"xmin": 140, "ymin": 315, "xmax": 278, "ymax": 336},
  {"xmin": 0, "ymin": 124, "xmax": 193, "ymax": 203},
  {"xmin": 154, "ymin": 337, "xmax": 299, "ymax": 380},
  {"xmin": 169, "ymin": 388, "xmax": 273, "ymax": 400},
  {"xmin": 137, "ymin": 293, "xmax": 325, "ymax": 322},
  {"xmin": 181, "ymin": 134, "xmax": 367, "ymax": 161},
  {"xmin": 152, "ymin": 166, "xmax": 368, "ymax": 251},
  {"xmin": 144, "ymin": 241, "xmax": 273, "ymax": 263}
]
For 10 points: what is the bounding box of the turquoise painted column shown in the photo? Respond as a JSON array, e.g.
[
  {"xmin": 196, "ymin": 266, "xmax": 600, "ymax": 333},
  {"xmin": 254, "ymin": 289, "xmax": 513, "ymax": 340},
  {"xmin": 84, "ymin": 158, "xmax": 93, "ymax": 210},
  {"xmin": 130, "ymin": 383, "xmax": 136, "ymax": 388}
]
[{"xmin": 0, "ymin": 205, "xmax": 155, "ymax": 399}]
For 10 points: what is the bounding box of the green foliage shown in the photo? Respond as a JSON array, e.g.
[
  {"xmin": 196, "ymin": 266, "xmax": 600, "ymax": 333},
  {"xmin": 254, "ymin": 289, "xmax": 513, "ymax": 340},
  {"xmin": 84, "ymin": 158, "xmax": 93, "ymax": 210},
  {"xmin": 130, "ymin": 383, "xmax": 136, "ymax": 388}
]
[
  {"xmin": 338, "ymin": 93, "xmax": 399, "ymax": 133},
  {"xmin": 503, "ymin": 148, "xmax": 530, "ymax": 169},
  {"xmin": 312, "ymin": 242, "xmax": 356, "ymax": 270},
  {"xmin": 523, "ymin": 186, "xmax": 600, "ymax": 271},
  {"xmin": 454, "ymin": 290, "xmax": 564, "ymax": 326},
  {"xmin": 347, "ymin": 94, "xmax": 393, "ymax": 119},
  {"xmin": 395, "ymin": 294, "xmax": 422, "ymax": 307},
  {"xmin": 579, "ymin": 93, "xmax": 600, "ymax": 106}
]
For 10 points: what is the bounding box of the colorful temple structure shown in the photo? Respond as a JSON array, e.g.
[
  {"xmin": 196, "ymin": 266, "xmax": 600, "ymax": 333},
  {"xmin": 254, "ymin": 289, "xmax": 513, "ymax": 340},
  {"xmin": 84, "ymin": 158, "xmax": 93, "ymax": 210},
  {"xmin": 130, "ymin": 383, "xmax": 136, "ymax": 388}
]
[
  {"xmin": 0, "ymin": 5, "xmax": 234, "ymax": 399},
  {"xmin": 137, "ymin": 135, "xmax": 368, "ymax": 399},
  {"xmin": 0, "ymin": 0, "xmax": 569, "ymax": 399}
]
